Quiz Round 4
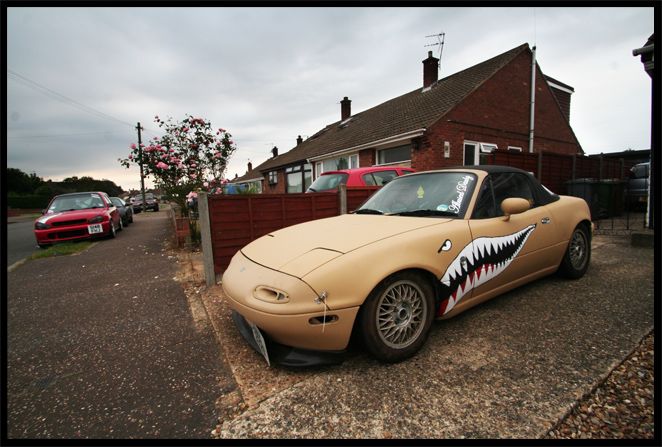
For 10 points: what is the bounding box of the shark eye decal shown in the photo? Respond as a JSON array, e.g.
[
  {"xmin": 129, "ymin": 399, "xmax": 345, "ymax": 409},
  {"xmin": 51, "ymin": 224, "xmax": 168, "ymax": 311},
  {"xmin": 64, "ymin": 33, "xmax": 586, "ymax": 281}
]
[
  {"xmin": 437, "ymin": 224, "xmax": 536, "ymax": 316},
  {"xmin": 438, "ymin": 239, "xmax": 452, "ymax": 253}
]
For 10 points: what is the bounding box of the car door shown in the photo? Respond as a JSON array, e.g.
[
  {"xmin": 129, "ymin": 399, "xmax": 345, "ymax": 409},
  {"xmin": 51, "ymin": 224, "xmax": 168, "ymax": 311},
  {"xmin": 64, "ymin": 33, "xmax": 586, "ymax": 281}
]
[{"xmin": 464, "ymin": 172, "xmax": 561, "ymax": 303}]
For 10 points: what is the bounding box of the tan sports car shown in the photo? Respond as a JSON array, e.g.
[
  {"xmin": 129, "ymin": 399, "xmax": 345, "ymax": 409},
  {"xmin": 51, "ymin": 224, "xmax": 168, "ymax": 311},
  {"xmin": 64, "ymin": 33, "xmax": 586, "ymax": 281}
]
[{"xmin": 222, "ymin": 166, "xmax": 592, "ymax": 366}]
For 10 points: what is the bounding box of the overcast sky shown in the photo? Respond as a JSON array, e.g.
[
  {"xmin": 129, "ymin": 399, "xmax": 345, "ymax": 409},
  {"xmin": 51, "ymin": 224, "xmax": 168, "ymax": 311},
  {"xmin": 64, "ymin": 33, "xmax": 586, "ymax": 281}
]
[{"xmin": 6, "ymin": 6, "xmax": 655, "ymax": 192}]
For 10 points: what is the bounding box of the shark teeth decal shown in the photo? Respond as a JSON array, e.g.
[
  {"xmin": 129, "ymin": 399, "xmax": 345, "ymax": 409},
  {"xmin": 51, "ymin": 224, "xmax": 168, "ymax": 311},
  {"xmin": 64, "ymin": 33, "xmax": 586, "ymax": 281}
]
[{"xmin": 438, "ymin": 224, "xmax": 536, "ymax": 316}]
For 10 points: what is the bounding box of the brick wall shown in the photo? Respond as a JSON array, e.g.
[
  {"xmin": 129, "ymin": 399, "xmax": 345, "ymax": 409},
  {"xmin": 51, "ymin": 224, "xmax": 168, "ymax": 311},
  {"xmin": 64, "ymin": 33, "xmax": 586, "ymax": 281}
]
[
  {"xmin": 413, "ymin": 49, "xmax": 581, "ymax": 172},
  {"xmin": 359, "ymin": 148, "xmax": 375, "ymax": 167},
  {"xmin": 262, "ymin": 170, "xmax": 286, "ymax": 194}
]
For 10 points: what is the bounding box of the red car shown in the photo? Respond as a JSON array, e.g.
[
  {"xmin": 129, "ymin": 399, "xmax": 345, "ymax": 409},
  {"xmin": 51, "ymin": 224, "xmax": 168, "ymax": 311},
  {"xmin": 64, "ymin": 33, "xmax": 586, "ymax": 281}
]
[
  {"xmin": 306, "ymin": 166, "xmax": 415, "ymax": 192},
  {"xmin": 34, "ymin": 191, "xmax": 122, "ymax": 248}
]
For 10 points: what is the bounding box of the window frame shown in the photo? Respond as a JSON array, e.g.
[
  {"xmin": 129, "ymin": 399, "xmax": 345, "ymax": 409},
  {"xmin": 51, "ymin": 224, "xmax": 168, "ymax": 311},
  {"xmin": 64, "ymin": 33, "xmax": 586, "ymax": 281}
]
[{"xmin": 376, "ymin": 144, "xmax": 411, "ymax": 165}]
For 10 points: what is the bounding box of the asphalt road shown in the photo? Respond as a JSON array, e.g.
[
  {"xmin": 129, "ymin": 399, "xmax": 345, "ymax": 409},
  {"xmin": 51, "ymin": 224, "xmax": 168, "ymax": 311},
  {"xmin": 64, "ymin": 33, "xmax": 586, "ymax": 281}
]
[
  {"xmin": 7, "ymin": 219, "xmax": 40, "ymax": 267},
  {"xmin": 7, "ymin": 211, "xmax": 236, "ymax": 438}
]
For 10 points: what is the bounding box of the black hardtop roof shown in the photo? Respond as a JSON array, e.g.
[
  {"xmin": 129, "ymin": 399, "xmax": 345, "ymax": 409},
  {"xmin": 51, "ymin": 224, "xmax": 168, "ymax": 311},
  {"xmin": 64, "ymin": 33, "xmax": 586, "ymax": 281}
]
[{"xmin": 442, "ymin": 165, "xmax": 534, "ymax": 175}]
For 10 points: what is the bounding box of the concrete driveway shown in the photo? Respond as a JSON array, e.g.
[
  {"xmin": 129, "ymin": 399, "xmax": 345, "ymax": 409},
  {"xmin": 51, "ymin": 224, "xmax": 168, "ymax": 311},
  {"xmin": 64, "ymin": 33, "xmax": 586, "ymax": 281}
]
[
  {"xmin": 202, "ymin": 234, "xmax": 654, "ymax": 438},
  {"xmin": 6, "ymin": 211, "xmax": 236, "ymax": 438}
]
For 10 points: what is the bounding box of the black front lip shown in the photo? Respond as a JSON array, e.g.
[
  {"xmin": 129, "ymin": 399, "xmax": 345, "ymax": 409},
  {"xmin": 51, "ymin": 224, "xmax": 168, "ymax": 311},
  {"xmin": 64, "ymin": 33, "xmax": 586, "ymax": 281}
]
[{"xmin": 231, "ymin": 310, "xmax": 346, "ymax": 367}]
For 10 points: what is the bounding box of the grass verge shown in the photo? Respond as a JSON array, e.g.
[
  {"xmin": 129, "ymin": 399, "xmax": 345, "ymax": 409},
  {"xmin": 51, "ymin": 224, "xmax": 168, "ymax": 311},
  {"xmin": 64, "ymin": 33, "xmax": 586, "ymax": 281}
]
[{"xmin": 31, "ymin": 241, "xmax": 94, "ymax": 259}]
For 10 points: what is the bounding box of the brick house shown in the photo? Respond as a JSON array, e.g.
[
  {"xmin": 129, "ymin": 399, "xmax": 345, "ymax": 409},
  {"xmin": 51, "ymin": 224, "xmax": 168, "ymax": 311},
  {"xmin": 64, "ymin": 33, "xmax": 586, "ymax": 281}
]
[{"xmin": 234, "ymin": 43, "xmax": 583, "ymax": 193}]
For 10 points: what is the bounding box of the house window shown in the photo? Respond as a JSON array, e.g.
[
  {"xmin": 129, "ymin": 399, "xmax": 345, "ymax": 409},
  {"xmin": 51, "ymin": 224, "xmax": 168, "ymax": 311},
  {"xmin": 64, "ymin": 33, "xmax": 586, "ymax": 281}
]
[
  {"xmin": 285, "ymin": 163, "xmax": 312, "ymax": 193},
  {"xmin": 464, "ymin": 141, "xmax": 497, "ymax": 165},
  {"xmin": 377, "ymin": 144, "xmax": 411, "ymax": 165},
  {"xmin": 508, "ymin": 146, "xmax": 523, "ymax": 152},
  {"xmin": 268, "ymin": 171, "xmax": 278, "ymax": 185},
  {"xmin": 316, "ymin": 154, "xmax": 359, "ymax": 178}
]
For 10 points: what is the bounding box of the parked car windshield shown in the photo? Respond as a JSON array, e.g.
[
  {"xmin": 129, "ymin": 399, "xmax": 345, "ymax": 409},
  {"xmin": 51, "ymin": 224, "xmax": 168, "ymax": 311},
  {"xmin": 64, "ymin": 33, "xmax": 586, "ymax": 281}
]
[
  {"xmin": 47, "ymin": 193, "xmax": 106, "ymax": 212},
  {"xmin": 357, "ymin": 172, "xmax": 477, "ymax": 218},
  {"xmin": 110, "ymin": 197, "xmax": 125, "ymax": 207},
  {"xmin": 307, "ymin": 173, "xmax": 349, "ymax": 192}
]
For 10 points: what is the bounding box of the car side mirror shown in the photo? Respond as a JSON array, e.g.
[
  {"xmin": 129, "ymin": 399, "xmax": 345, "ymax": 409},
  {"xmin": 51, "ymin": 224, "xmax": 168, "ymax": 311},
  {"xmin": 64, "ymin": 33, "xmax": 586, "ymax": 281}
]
[
  {"xmin": 41, "ymin": 209, "xmax": 46, "ymax": 215},
  {"xmin": 501, "ymin": 198, "xmax": 530, "ymax": 221}
]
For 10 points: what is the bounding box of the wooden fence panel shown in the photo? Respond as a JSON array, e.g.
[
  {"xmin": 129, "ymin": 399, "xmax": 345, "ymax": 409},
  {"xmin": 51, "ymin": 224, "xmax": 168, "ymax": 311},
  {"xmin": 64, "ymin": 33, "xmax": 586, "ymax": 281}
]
[
  {"xmin": 208, "ymin": 188, "xmax": 378, "ymax": 274},
  {"xmin": 346, "ymin": 186, "xmax": 380, "ymax": 211},
  {"xmin": 486, "ymin": 150, "xmax": 631, "ymax": 195}
]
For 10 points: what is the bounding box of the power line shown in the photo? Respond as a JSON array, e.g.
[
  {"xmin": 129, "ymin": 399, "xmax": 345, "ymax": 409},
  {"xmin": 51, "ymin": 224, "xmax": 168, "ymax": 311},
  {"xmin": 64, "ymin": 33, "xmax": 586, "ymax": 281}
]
[
  {"xmin": 7, "ymin": 68, "xmax": 161, "ymax": 134},
  {"xmin": 8, "ymin": 131, "xmax": 119, "ymax": 140}
]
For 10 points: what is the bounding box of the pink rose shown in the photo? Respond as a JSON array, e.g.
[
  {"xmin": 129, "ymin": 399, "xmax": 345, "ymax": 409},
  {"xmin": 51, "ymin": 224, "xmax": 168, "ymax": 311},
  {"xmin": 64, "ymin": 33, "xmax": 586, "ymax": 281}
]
[
  {"xmin": 131, "ymin": 144, "xmax": 137, "ymax": 149},
  {"xmin": 190, "ymin": 173, "xmax": 197, "ymax": 179},
  {"xmin": 156, "ymin": 162, "xmax": 168, "ymax": 169}
]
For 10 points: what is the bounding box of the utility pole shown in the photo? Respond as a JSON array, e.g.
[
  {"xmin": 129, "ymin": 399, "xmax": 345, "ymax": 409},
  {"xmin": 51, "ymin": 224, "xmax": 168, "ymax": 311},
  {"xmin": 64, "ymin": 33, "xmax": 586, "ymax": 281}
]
[{"xmin": 136, "ymin": 122, "xmax": 146, "ymax": 213}]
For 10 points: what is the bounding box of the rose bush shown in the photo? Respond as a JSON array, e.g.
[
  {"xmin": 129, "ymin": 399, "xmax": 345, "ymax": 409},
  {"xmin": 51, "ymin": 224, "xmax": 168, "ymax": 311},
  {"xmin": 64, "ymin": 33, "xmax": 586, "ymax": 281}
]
[{"xmin": 119, "ymin": 115, "xmax": 236, "ymax": 215}]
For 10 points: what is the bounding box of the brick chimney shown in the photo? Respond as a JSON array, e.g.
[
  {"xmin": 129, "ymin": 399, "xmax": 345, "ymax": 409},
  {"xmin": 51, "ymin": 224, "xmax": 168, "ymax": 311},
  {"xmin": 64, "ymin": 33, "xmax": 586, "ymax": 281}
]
[
  {"xmin": 297, "ymin": 135, "xmax": 303, "ymax": 145},
  {"xmin": 247, "ymin": 161, "xmax": 252, "ymax": 172},
  {"xmin": 271, "ymin": 146, "xmax": 278, "ymax": 158},
  {"xmin": 340, "ymin": 96, "xmax": 351, "ymax": 121},
  {"xmin": 423, "ymin": 50, "xmax": 439, "ymax": 88}
]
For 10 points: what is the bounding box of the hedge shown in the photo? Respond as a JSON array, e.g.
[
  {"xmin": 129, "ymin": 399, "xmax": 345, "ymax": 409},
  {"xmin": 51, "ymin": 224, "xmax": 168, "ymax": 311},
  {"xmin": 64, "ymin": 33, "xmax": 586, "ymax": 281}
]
[{"xmin": 7, "ymin": 195, "xmax": 53, "ymax": 210}]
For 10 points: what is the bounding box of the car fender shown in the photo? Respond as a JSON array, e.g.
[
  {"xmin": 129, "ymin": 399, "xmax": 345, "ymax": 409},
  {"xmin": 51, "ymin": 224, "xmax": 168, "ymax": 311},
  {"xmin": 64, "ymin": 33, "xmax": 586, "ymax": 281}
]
[{"xmin": 302, "ymin": 219, "xmax": 472, "ymax": 311}]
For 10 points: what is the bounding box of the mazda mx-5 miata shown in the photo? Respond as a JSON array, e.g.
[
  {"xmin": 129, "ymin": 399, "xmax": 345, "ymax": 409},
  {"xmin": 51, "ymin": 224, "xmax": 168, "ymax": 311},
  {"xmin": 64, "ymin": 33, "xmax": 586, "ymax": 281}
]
[{"xmin": 223, "ymin": 166, "xmax": 592, "ymax": 366}]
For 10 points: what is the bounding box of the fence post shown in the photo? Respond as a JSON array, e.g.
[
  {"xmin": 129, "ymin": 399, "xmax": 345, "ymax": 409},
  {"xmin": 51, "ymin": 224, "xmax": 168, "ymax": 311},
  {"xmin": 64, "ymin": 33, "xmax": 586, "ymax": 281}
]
[
  {"xmin": 339, "ymin": 184, "xmax": 347, "ymax": 214},
  {"xmin": 198, "ymin": 191, "xmax": 217, "ymax": 287}
]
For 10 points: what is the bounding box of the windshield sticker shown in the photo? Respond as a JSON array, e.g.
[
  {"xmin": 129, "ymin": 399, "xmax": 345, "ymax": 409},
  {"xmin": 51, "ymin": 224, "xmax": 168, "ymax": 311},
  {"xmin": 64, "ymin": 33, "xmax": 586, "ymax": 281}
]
[
  {"xmin": 417, "ymin": 186, "xmax": 425, "ymax": 199},
  {"xmin": 437, "ymin": 204, "xmax": 449, "ymax": 212},
  {"xmin": 448, "ymin": 175, "xmax": 474, "ymax": 214}
]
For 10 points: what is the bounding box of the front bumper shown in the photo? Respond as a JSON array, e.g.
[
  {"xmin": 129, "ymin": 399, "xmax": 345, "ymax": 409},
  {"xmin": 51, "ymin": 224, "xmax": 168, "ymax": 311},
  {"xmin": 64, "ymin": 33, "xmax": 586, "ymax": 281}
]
[
  {"xmin": 34, "ymin": 221, "xmax": 111, "ymax": 244},
  {"xmin": 232, "ymin": 310, "xmax": 345, "ymax": 367},
  {"xmin": 222, "ymin": 251, "xmax": 360, "ymax": 353}
]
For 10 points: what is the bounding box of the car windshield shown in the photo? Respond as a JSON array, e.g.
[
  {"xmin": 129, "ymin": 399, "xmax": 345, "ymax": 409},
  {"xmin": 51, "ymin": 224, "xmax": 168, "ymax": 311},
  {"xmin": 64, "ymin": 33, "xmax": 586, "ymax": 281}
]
[
  {"xmin": 48, "ymin": 193, "xmax": 106, "ymax": 212},
  {"xmin": 111, "ymin": 198, "xmax": 124, "ymax": 207},
  {"xmin": 307, "ymin": 173, "xmax": 349, "ymax": 192},
  {"xmin": 356, "ymin": 172, "xmax": 477, "ymax": 218}
]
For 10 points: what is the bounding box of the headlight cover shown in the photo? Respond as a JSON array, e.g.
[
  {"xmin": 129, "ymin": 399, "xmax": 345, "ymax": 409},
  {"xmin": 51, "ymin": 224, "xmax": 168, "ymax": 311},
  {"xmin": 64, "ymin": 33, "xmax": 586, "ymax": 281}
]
[
  {"xmin": 88, "ymin": 215, "xmax": 105, "ymax": 224},
  {"xmin": 35, "ymin": 222, "xmax": 50, "ymax": 230}
]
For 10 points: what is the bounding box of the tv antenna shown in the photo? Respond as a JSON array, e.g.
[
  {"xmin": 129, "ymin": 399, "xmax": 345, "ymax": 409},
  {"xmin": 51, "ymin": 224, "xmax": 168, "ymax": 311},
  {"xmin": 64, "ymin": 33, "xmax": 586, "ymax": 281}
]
[{"xmin": 425, "ymin": 32, "xmax": 445, "ymax": 67}]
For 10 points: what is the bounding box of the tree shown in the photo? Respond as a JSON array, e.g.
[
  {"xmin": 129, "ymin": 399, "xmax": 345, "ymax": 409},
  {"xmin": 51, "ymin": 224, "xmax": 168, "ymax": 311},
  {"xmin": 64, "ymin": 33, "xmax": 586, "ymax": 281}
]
[
  {"xmin": 119, "ymin": 114, "xmax": 236, "ymax": 215},
  {"xmin": 7, "ymin": 168, "xmax": 43, "ymax": 194}
]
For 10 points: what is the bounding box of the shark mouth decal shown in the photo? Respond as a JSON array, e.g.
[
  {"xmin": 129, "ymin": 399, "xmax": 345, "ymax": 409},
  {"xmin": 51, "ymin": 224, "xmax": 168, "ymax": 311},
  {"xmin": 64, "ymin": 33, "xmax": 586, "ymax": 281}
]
[{"xmin": 437, "ymin": 224, "xmax": 536, "ymax": 316}]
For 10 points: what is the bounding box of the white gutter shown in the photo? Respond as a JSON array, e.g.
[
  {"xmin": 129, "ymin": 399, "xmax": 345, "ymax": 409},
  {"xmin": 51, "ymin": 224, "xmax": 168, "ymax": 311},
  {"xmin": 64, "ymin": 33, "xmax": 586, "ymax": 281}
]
[
  {"xmin": 529, "ymin": 45, "xmax": 536, "ymax": 154},
  {"xmin": 307, "ymin": 128, "xmax": 426, "ymax": 162},
  {"xmin": 546, "ymin": 80, "xmax": 573, "ymax": 95}
]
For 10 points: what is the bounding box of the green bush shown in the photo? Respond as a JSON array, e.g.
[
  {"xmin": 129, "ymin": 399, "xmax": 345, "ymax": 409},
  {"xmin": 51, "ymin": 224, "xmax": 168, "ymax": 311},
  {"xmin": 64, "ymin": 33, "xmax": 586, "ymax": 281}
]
[{"xmin": 7, "ymin": 195, "xmax": 52, "ymax": 210}]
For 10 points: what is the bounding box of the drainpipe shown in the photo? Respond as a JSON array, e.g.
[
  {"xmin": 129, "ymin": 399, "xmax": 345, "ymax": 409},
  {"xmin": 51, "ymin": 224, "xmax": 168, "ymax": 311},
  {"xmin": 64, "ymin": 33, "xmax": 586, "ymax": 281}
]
[{"xmin": 529, "ymin": 46, "xmax": 536, "ymax": 155}]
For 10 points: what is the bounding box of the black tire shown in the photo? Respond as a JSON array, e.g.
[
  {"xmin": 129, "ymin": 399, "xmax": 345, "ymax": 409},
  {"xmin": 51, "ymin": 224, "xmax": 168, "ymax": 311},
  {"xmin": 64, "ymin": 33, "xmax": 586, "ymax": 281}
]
[
  {"xmin": 358, "ymin": 271, "xmax": 435, "ymax": 363},
  {"xmin": 129, "ymin": 213, "xmax": 134, "ymax": 224},
  {"xmin": 118, "ymin": 218, "xmax": 124, "ymax": 232},
  {"xmin": 154, "ymin": 205, "xmax": 159, "ymax": 212},
  {"xmin": 558, "ymin": 224, "xmax": 591, "ymax": 279}
]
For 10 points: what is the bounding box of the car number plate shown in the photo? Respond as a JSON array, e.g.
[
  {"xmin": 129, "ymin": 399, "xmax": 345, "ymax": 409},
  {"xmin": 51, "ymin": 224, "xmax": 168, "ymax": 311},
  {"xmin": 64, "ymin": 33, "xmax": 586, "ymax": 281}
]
[
  {"xmin": 88, "ymin": 224, "xmax": 103, "ymax": 234},
  {"xmin": 247, "ymin": 320, "xmax": 270, "ymax": 366}
]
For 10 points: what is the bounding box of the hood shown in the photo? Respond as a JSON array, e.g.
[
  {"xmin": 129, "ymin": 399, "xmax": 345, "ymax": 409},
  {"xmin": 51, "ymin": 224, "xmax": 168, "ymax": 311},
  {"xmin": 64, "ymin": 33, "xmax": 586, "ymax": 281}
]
[
  {"xmin": 241, "ymin": 214, "xmax": 450, "ymax": 277},
  {"xmin": 36, "ymin": 208, "xmax": 108, "ymax": 224}
]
